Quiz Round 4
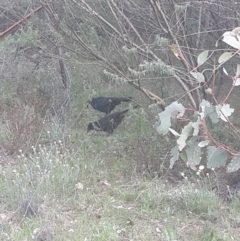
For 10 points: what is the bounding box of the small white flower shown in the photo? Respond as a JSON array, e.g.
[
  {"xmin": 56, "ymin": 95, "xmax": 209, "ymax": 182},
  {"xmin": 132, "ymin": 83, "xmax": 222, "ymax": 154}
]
[{"xmin": 75, "ymin": 182, "xmax": 84, "ymax": 190}]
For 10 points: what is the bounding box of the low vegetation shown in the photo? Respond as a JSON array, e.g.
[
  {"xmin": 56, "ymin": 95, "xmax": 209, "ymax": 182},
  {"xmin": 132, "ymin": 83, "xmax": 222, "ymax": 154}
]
[
  {"xmin": 1, "ymin": 1, "xmax": 240, "ymax": 240},
  {"xmin": 1, "ymin": 125, "xmax": 240, "ymax": 241}
]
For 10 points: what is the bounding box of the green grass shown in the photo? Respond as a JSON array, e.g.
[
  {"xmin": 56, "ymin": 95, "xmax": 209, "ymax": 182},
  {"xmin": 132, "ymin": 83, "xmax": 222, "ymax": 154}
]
[{"xmin": 0, "ymin": 129, "xmax": 240, "ymax": 241}]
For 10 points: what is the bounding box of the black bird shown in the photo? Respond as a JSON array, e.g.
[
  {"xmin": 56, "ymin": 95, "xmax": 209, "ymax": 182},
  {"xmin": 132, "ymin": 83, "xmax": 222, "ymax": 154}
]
[
  {"xmin": 87, "ymin": 109, "xmax": 129, "ymax": 134},
  {"xmin": 88, "ymin": 97, "xmax": 132, "ymax": 114}
]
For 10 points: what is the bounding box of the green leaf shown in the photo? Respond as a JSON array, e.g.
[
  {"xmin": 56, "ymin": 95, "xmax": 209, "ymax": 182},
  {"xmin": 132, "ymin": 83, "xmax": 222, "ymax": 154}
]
[
  {"xmin": 191, "ymin": 113, "xmax": 198, "ymax": 122},
  {"xmin": 192, "ymin": 116, "xmax": 200, "ymax": 136},
  {"xmin": 186, "ymin": 137, "xmax": 202, "ymax": 170},
  {"xmin": 157, "ymin": 101, "xmax": 185, "ymax": 134},
  {"xmin": 208, "ymin": 231, "xmax": 214, "ymax": 241},
  {"xmin": 205, "ymin": 106, "xmax": 219, "ymax": 124},
  {"xmin": 227, "ymin": 156, "xmax": 240, "ymax": 173},
  {"xmin": 169, "ymin": 128, "xmax": 180, "ymax": 136},
  {"xmin": 198, "ymin": 140, "xmax": 209, "ymax": 147},
  {"xmin": 216, "ymin": 104, "xmax": 234, "ymax": 122},
  {"xmin": 170, "ymin": 145, "xmax": 179, "ymax": 169},
  {"xmin": 222, "ymin": 32, "xmax": 240, "ymax": 49},
  {"xmin": 205, "ymin": 88, "xmax": 212, "ymax": 94},
  {"xmin": 177, "ymin": 122, "xmax": 193, "ymax": 151},
  {"xmin": 200, "ymin": 100, "xmax": 209, "ymax": 117},
  {"xmin": 157, "ymin": 112, "xmax": 171, "ymax": 134},
  {"xmin": 218, "ymin": 52, "xmax": 233, "ymax": 63},
  {"xmin": 207, "ymin": 146, "xmax": 228, "ymax": 169},
  {"xmin": 201, "ymin": 99, "xmax": 211, "ymax": 107},
  {"xmin": 200, "ymin": 100, "xmax": 219, "ymax": 123},
  {"xmin": 223, "ymin": 67, "xmax": 228, "ymax": 75},
  {"xmin": 197, "ymin": 50, "xmax": 209, "ymax": 66},
  {"xmin": 190, "ymin": 71, "xmax": 205, "ymax": 83},
  {"xmin": 234, "ymin": 64, "xmax": 240, "ymax": 86}
]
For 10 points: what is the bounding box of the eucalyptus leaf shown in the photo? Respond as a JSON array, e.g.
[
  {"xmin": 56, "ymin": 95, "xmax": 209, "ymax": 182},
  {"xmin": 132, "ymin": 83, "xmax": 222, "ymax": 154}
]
[
  {"xmin": 218, "ymin": 52, "xmax": 233, "ymax": 63},
  {"xmin": 197, "ymin": 50, "xmax": 209, "ymax": 66},
  {"xmin": 207, "ymin": 146, "xmax": 227, "ymax": 169},
  {"xmin": 227, "ymin": 156, "xmax": 240, "ymax": 173},
  {"xmin": 170, "ymin": 145, "xmax": 179, "ymax": 169}
]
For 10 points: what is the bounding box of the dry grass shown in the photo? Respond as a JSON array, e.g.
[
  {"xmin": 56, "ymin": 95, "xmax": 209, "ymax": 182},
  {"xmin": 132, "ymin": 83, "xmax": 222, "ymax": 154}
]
[
  {"xmin": 1, "ymin": 126, "xmax": 240, "ymax": 241},
  {"xmin": 1, "ymin": 19, "xmax": 240, "ymax": 241}
]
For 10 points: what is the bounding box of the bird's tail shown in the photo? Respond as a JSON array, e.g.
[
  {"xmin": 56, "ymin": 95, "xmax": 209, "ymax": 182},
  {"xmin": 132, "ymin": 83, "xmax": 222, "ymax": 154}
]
[{"xmin": 120, "ymin": 97, "xmax": 132, "ymax": 102}]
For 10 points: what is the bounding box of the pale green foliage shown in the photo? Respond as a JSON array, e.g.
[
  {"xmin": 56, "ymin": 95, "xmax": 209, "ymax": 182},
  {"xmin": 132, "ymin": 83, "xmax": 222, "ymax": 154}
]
[
  {"xmin": 169, "ymin": 120, "xmax": 202, "ymax": 170},
  {"xmin": 234, "ymin": 64, "xmax": 240, "ymax": 86},
  {"xmin": 157, "ymin": 101, "xmax": 185, "ymax": 135},
  {"xmin": 165, "ymin": 28, "xmax": 240, "ymax": 171},
  {"xmin": 222, "ymin": 64, "xmax": 240, "ymax": 86},
  {"xmin": 207, "ymin": 146, "xmax": 228, "ymax": 169},
  {"xmin": 128, "ymin": 68, "xmax": 146, "ymax": 78},
  {"xmin": 7, "ymin": 25, "xmax": 39, "ymax": 48},
  {"xmin": 190, "ymin": 71, "xmax": 205, "ymax": 83},
  {"xmin": 177, "ymin": 122, "xmax": 194, "ymax": 151},
  {"xmin": 122, "ymin": 46, "xmax": 137, "ymax": 56},
  {"xmin": 227, "ymin": 156, "xmax": 240, "ymax": 173},
  {"xmin": 218, "ymin": 52, "xmax": 233, "ymax": 63},
  {"xmin": 157, "ymin": 95, "xmax": 237, "ymax": 170},
  {"xmin": 153, "ymin": 35, "xmax": 169, "ymax": 47},
  {"xmin": 192, "ymin": 116, "xmax": 201, "ymax": 136},
  {"xmin": 221, "ymin": 27, "xmax": 240, "ymax": 50},
  {"xmin": 87, "ymin": 26, "xmax": 100, "ymax": 52},
  {"xmin": 103, "ymin": 70, "xmax": 127, "ymax": 83},
  {"xmin": 197, "ymin": 50, "xmax": 209, "ymax": 66},
  {"xmin": 202, "ymin": 106, "xmax": 219, "ymax": 125},
  {"xmin": 169, "ymin": 145, "xmax": 179, "ymax": 169},
  {"xmin": 216, "ymin": 104, "xmax": 234, "ymax": 122},
  {"xmin": 186, "ymin": 137, "xmax": 202, "ymax": 170},
  {"xmin": 139, "ymin": 60, "xmax": 175, "ymax": 76},
  {"xmin": 205, "ymin": 88, "xmax": 212, "ymax": 94}
]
